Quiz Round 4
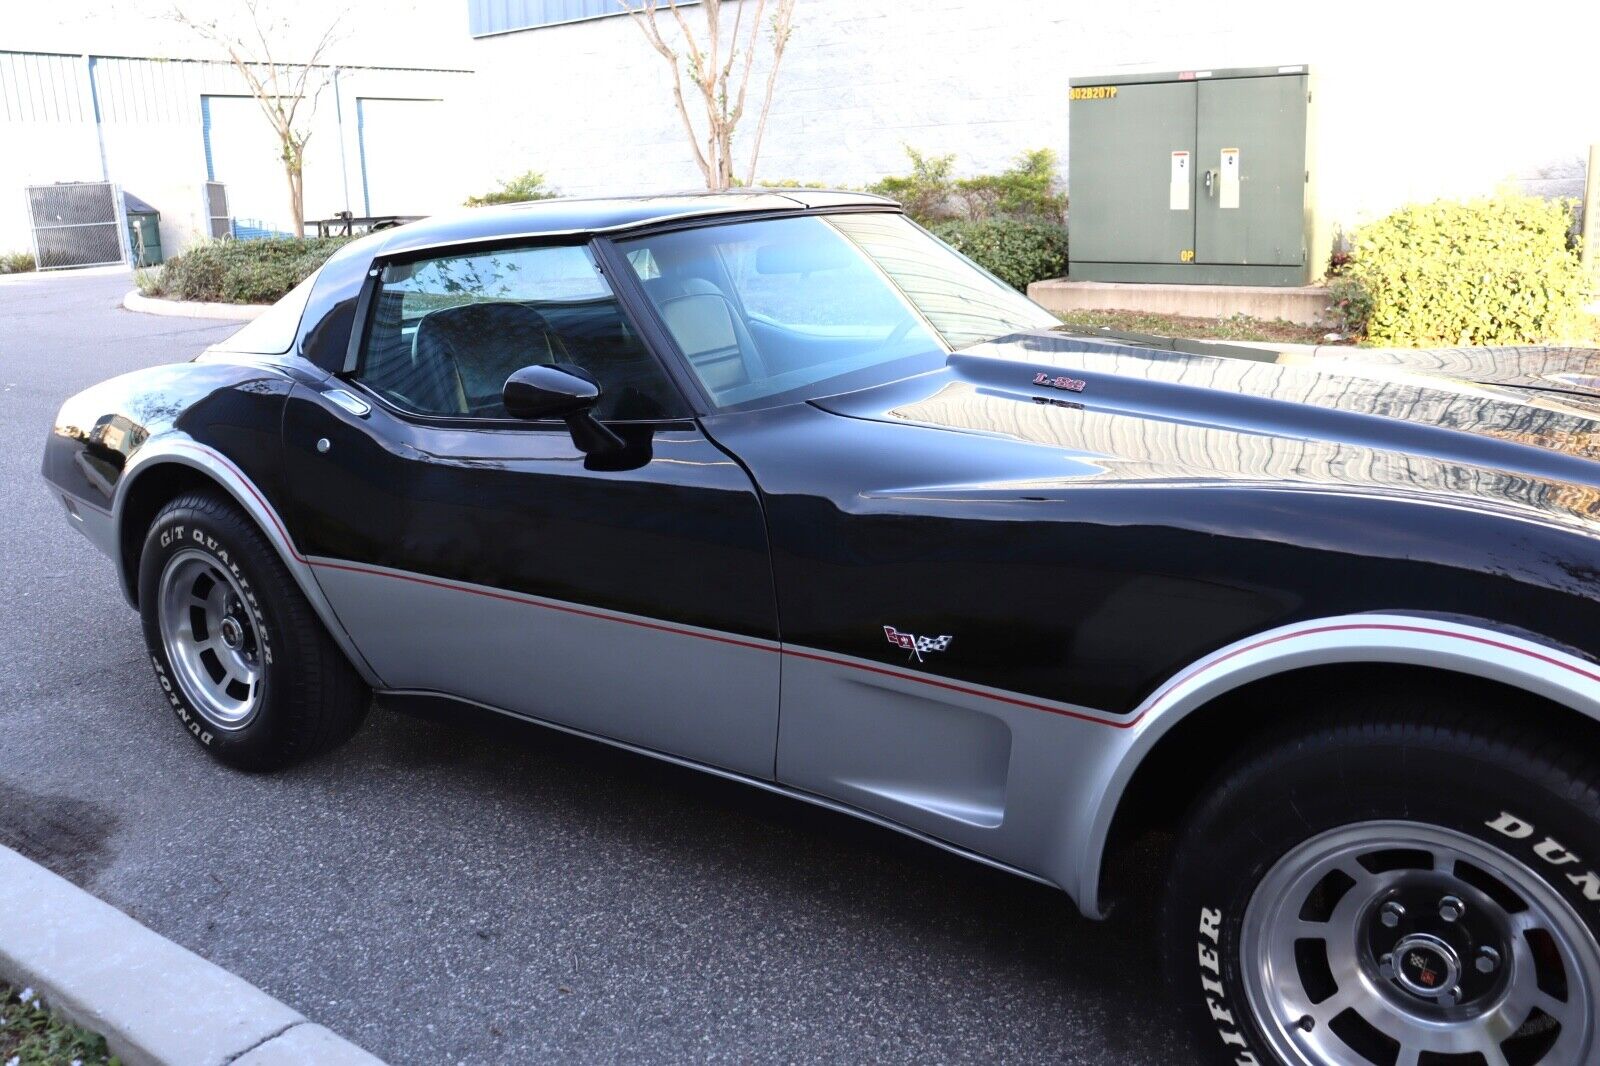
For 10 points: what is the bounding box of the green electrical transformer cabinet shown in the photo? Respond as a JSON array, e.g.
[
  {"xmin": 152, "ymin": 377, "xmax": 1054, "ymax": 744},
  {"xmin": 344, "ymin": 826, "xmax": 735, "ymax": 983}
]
[{"xmin": 1068, "ymin": 65, "xmax": 1317, "ymax": 286}]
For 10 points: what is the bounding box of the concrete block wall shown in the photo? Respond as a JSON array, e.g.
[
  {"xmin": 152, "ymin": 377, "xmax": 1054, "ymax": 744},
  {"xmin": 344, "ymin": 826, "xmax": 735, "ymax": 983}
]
[
  {"xmin": 463, "ymin": 0, "xmax": 1082, "ymax": 195},
  {"xmin": 462, "ymin": 0, "xmax": 1600, "ymax": 261}
]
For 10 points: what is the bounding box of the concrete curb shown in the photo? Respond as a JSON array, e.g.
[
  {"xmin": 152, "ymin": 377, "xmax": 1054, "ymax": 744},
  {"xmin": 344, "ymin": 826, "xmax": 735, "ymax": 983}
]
[
  {"xmin": 123, "ymin": 289, "xmax": 267, "ymax": 320},
  {"xmin": 1029, "ymin": 277, "xmax": 1334, "ymax": 327},
  {"xmin": 0, "ymin": 845, "xmax": 384, "ymax": 1066}
]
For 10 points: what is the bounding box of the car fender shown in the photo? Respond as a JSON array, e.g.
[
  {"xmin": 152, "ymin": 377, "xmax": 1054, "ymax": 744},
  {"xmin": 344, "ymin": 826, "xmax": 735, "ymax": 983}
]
[
  {"xmin": 1071, "ymin": 612, "xmax": 1600, "ymax": 916},
  {"xmin": 114, "ymin": 434, "xmax": 385, "ymax": 688}
]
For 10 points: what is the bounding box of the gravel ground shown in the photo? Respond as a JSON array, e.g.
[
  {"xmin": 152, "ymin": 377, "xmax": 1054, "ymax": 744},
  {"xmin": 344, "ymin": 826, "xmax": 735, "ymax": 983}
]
[{"xmin": 0, "ymin": 268, "xmax": 1192, "ymax": 1064}]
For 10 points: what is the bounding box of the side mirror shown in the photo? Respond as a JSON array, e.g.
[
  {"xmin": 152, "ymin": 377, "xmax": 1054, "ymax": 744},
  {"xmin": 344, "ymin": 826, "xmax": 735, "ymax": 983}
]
[{"xmin": 502, "ymin": 364, "xmax": 624, "ymax": 455}]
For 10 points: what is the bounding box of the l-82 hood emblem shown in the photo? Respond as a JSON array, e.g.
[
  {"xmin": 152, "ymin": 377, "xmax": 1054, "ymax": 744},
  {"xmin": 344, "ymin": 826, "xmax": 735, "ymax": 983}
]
[
  {"xmin": 884, "ymin": 626, "xmax": 953, "ymax": 662},
  {"xmin": 1033, "ymin": 371, "xmax": 1086, "ymax": 393}
]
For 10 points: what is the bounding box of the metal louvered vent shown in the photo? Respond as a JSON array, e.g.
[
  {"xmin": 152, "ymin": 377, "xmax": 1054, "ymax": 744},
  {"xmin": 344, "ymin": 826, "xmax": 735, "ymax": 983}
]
[{"xmin": 204, "ymin": 181, "xmax": 233, "ymax": 239}]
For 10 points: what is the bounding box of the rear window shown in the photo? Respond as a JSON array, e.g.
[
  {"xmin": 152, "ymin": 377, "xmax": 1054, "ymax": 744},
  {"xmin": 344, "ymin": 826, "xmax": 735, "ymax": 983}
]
[{"xmin": 209, "ymin": 268, "xmax": 321, "ymax": 356}]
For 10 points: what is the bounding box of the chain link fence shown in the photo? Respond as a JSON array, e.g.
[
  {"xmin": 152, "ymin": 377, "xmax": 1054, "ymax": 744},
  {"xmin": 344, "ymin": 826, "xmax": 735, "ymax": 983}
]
[{"xmin": 26, "ymin": 182, "xmax": 128, "ymax": 270}]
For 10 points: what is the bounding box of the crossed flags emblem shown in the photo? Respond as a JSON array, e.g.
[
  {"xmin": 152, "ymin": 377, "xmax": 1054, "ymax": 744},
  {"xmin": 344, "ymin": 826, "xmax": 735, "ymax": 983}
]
[{"xmin": 883, "ymin": 626, "xmax": 954, "ymax": 662}]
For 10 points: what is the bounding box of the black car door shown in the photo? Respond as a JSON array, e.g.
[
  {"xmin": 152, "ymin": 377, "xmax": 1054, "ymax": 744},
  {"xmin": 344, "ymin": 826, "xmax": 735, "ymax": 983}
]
[{"xmin": 281, "ymin": 240, "xmax": 780, "ymax": 778}]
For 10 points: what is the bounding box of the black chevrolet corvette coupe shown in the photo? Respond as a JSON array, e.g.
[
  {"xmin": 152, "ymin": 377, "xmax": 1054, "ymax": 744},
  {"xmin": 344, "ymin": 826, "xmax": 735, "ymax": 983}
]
[{"xmin": 44, "ymin": 191, "xmax": 1600, "ymax": 1064}]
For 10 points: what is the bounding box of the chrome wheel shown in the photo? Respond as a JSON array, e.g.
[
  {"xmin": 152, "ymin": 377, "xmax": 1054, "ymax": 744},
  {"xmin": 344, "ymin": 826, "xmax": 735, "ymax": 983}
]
[
  {"xmin": 1242, "ymin": 820, "xmax": 1598, "ymax": 1066},
  {"xmin": 156, "ymin": 549, "xmax": 263, "ymax": 729}
]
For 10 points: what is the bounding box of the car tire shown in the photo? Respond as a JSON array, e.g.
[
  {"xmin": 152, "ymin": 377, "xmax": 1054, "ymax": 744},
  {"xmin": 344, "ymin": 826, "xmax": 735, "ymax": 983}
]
[
  {"xmin": 137, "ymin": 490, "xmax": 368, "ymax": 770},
  {"xmin": 1162, "ymin": 702, "xmax": 1600, "ymax": 1066}
]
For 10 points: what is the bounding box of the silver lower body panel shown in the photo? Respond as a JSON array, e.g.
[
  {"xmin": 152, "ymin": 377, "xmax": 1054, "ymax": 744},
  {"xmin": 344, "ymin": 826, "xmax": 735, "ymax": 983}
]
[{"xmin": 309, "ymin": 558, "xmax": 782, "ymax": 781}]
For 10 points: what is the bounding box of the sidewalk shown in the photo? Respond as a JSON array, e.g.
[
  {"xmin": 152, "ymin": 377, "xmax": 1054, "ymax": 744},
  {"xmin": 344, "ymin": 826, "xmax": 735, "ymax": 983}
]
[
  {"xmin": 0, "ymin": 264, "xmax": 131, "ymax": 285},
  {"xmin": 0, "ymin": 846, "xmax": 384, "ymax": 1066}
]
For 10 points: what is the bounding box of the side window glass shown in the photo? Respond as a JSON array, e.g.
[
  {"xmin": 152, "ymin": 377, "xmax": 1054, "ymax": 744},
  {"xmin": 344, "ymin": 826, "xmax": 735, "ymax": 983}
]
[{"xmin": 355, "ymin": 244, "xmax": 682, "ymax": 421}]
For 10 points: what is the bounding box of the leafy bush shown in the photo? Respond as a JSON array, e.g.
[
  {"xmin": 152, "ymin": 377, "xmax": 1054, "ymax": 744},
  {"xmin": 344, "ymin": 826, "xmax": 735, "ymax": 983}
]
[
  {"xmin": 869, "ymin": 147, "xmax": 1066, "ymax": 227},
  {"xmin": 1, "ymin": 981, "xmax": 117, "ymax": 1066},
  {"xmin": 148, "ymin": 237, "xmax": 349, "ymax": 304},
  {"xmin": 464, "ymin": 171, "xmax": 560, "ymax": 207},
  {"xmin": 0, "ymin": 250, "xmax": 35, "ymax": 274},
  {"xmin": 133, "ymin": 266, "xmax": 162, "ymax": 296},
  {"xmin": 868, "ymin": 148, "xmax": 960, "ymax": 225},
  {"xmin": 929, "ymin": 218, "xmax": 1067, "ymax": 291},
  {"xmin": 740, "ymin": 178, "xmax": 844, "ymax": 191},
  {"xmin": 954, "ymin": 148, "xmax": 1066, "ymax": 224},
  {"xmin": 1341, "ymin": 194, "xmax": 1590, "ymax": 346},
  {"xmin": 1326, "ymin": 276, "xmax": 1372, "ymax": 337}
]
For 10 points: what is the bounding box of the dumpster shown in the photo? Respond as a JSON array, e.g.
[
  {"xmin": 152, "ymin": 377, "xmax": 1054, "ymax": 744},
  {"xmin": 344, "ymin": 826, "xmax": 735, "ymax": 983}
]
[{"xmin": 123, "ymin": 192, "xmax": 163, "ymax": 267}]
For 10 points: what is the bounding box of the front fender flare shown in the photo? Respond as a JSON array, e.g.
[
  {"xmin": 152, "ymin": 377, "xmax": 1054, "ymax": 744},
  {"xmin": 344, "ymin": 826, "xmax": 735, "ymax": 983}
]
[
  {"xmin": 1071, "ymin": 613, "xmax": 1600, "ymax": 916},
  {"xmin": 115, "ymin": 435, "xmax": 384, "ymax": 688}
]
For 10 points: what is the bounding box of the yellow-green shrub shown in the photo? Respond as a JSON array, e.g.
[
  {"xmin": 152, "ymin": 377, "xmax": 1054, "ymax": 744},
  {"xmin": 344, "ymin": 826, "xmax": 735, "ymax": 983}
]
[{"xmin": 1342, "ymin": 194, "xmax": 1589, "ymax": 346}]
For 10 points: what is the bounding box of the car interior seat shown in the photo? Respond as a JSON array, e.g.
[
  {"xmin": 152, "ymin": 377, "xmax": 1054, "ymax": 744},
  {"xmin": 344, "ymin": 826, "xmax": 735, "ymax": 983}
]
[
  {"xmin": 649, "ymin": 277, "xmax": 768, "ymax": 394},
  {"xmin": 406, "ymin": 302, "xmax": 572, "ymax": 417}
]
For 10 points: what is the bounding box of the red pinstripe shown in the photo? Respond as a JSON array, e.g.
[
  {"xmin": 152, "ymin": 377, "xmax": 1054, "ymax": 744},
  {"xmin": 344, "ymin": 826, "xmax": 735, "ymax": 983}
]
[
  {"xmin": 308, "ymin": 558, "xmax": 778, "ymax": 654},
  {"xmin": 161, "ymin": 441, "xmax": 1600, "ymax": 729}
]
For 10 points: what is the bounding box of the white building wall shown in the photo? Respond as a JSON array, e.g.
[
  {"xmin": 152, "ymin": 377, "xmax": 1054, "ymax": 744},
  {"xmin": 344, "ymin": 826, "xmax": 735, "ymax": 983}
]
[
  {"xmin": 463, "ymin": 0, "xmax": 1600, "ymax": 253},
  {"xmin": 0, "ymin": 51, "xmax": 472, "ymax": 260},
  {"xmin": 7, "ymin": 2, "xmax": 1597, "ymax": 270},
  {"xmin": 0, "ymin": 53, "xmax": 105, "ymax": 253}
]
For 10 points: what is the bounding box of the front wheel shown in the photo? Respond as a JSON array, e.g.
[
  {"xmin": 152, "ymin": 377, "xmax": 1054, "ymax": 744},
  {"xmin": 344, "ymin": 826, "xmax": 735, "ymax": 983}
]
[
  {"xmin": 138, "ymin": 490, "xmax": 369, "ymax": 770},
  {"xmin": 1164, "ymin": 708, "xmax": 1600, "ymax": 1066}
]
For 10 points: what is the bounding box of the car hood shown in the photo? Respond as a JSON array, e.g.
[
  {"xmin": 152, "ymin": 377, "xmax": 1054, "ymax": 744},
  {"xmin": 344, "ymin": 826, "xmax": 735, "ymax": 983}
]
[
  {"xmin": 1043, "ymin": 324, "xmax": 1600, "ymax": 395},
  {"xmin": 809, "ymin": 330, "xmax": 1600, "ymax": 520},
  {"xmin": 1287, "ymin": 343, "xmax": 1600, "ymax": 399}
]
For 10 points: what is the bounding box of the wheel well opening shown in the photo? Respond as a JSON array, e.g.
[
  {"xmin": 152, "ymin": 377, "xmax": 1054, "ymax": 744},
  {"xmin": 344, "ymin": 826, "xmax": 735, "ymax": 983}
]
[
  {"xmin": 118, "ymin": 464, "xmax": 228, "ymax": 605},
  {"xmin": 1096, "ymin": 662, "xmax": 1600, "ymax": 914}
]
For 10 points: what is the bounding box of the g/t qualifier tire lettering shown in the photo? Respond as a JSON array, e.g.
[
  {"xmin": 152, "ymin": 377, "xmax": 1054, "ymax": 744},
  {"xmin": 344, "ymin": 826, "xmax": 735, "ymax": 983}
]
[
  {"xmin": 150, "ymin": 653, "xmax": 212, "ymax": 746},
  {"xmin": 1190, "ymin": 902, "xmax": 1260, "ymax": 1062},
  {"xmin": 137, "ymin": 490, "xmax": 368, "ymax": 770},
  {"xmin": 1195, "ymin": 906, "xmax": 1260, "ymax": 1064}
]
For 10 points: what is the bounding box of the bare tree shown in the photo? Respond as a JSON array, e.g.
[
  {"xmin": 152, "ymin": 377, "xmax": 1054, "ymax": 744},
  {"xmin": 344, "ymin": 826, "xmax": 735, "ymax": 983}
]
[
  {"xmin": 173, "ymin": 1, "xmax": 345, "ymax": 237},
  {"xmin": 621, "ymin": 0, "xmax": 798, "ymax": 190}
]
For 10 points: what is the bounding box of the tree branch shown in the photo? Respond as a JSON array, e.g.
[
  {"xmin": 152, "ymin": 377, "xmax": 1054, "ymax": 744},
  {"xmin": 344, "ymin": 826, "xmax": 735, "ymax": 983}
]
[
  {"xmin": 172, "ymin": 1, "xmax": 344, "ymax": 235},
  {"xmin": 620, "ymin": 0, "xmax": 713, "ymax": 187},
  {"xmin": 726, "ymin": 0, "xmax": 766, "ymax": 131},
  {"xmin": 742, "ymin": 0, "xmax": 795, "ymax": 186},
  {"xmin": 621, "ymin": 0, "xmax": 798, "ymax": 190}
]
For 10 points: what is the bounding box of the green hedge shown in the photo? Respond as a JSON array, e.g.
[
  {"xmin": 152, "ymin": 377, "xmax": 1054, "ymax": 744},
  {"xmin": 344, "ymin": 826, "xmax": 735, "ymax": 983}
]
[
  {"xmin": 868, "ymin": 147, "xmax": 1066, "ymax": 227},
  {"xmin": 929, "ymin": 218, "xmax": 1067, "ymax": 291},
  {"xmin": 1340, "ymin": 194, "xmax": 1589, "ymax": 346},
  {"xmin": 464, "ymin": 170, "xmax": 559, "ymax": 207},
  {"xmin": 150, "ymin": 237, "xmax": 350, "ymax": 304},
  {"xmin": 0, "ymin": 250, "xmax": 35, "ymax": 274}
]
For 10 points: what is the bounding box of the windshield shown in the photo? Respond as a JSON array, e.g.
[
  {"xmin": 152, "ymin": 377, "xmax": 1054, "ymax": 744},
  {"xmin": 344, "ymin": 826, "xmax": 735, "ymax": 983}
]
[{"xmin": 618, "ymin": 212, "xmax": 1056, "ymax": 410}]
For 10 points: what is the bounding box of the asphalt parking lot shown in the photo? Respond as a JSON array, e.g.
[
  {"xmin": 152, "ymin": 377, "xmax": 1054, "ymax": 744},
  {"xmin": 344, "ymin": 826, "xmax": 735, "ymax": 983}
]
[{"xmin": 0, "ymin": 268, "xmax": 1191, "ymax": 1064}]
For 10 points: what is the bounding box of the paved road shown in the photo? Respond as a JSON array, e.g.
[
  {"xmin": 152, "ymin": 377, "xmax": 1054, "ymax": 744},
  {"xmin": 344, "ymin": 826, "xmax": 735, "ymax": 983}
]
[{"xmin": 0, "ymin": 269, "xmax": 1191, "ymax": 1064}]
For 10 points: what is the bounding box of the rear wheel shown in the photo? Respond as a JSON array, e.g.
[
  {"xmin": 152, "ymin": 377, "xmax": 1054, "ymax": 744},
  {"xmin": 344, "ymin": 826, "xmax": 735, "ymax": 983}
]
[
  {"xmin": 138, "ymin": 490, "xmax": 368, "ymax": 770},
  {"xmin": 1163, "ymin": 707, "xmax": 1600, "ymax": 1065}
]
